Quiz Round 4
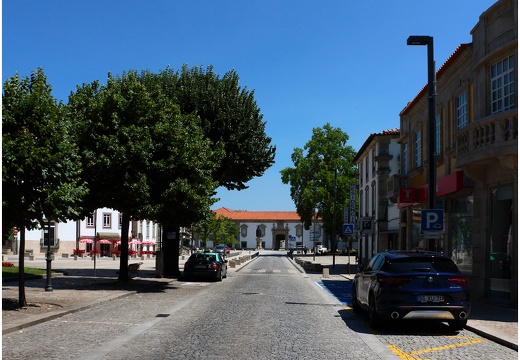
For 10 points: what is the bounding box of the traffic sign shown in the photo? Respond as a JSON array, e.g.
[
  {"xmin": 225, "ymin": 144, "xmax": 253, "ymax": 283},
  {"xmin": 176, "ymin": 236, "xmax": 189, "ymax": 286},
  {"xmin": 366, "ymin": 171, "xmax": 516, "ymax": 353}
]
[
  {"xmin": 421, "ymin": 209, "xmax": 444, "ymax": 231},
  {"xmin": 342, "ymin": 223, "xmax": 354, "ymax": 235}
]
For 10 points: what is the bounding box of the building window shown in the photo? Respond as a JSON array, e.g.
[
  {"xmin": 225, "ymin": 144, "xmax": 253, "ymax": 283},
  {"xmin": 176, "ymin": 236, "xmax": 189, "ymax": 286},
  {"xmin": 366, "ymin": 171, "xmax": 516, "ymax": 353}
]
[
  {"xmin": 403, "ymin": 142, "xmax": 409, "ymax": 174},
  {"xmin": 372, "ymin": 149, "xmax": 376, "ymax": 175},
  {"xmin": 435, "ymin": 114, "xmax": 441, "ymax": 156},
  {"xmin": 240, "ymin": 224, "xmax": 248, "ymax": 238},
  {"xmin": 491, "ymin": 55, "xmax": 515, "ymax": 114},
  {"xmin": 103, "ymin": 213, "xmax": 112, "ymax": 228},
  {"xmin": 359, "ymin": 163, "xmax": 363, "ymax": 185},
  {"xmin": 414, "ymin": 130, "xmax": 421, "ymax": 168},
  {"xmin": 365, "ymin": 158, "xmax": 369, "ymax": 183},
  {"xmin": 456, "ymin": 91, "xmax": 468, "ymax": 130},
  {"xmin": 364, "ymin": 186, "xmax": 369, "ymax": 217},
  {"xmin": 359, "ymin": 190, "xmax": 364, "ymax": 218},
  {"xmin": 119, "ymin": 214, "xmax": 122, "ymax": 229},
  {"xmin": 86, "ymin": 213, "xmax": 94, "ymax": 227},
  {"xmin": 371, "ymin": 181, "xmax": 376, "ymax": 217},
  {"xmin": 42, "ymin": 221, "xmax": 57, "ymax": 247},
  {"xmin": 146, "ymin": 221, "xmax": 150, "ymax": 238}
]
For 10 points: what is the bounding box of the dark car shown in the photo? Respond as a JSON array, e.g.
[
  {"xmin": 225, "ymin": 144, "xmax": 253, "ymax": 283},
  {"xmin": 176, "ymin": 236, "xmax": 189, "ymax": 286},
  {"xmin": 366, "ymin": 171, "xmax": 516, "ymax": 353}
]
[
  {"xmin": 183, "ymin": 251, "xmax": 228, "ymax": 281},
  {"xmin": 352, "ymin": 250, "xmax": 470, "ymax": 330},
  {"xmin": 213, "ymin": 244, "xmax": 230, "ymax": 257}
]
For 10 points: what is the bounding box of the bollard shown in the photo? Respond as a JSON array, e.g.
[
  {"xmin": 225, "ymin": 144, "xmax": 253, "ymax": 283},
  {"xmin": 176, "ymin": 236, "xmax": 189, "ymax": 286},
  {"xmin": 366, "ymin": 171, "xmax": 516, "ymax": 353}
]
[{"xmin": 322, "ymin": 267, "xmax": 329, "ymax": 278}]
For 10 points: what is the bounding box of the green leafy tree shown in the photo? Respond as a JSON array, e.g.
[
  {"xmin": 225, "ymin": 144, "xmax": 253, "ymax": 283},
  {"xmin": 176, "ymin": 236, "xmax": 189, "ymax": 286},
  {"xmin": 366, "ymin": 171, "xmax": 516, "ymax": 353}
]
[
  {"xmin": 68, "ymin": 70, "xmax": 221, "ymax": 279},
  {"xmin": 280, "ymin": 123, "xmax": 357, "ymax": 252},
  {"xmin": 193, "ymin": 212, "xmax": 239, "ymax": 248},
  {"xmin": 140, "ymin": 65, "xmax": 276, "ymax": 191},
  {"xmin": 2, "ymin": 68, "xmax": 87, "ymax": 307}
]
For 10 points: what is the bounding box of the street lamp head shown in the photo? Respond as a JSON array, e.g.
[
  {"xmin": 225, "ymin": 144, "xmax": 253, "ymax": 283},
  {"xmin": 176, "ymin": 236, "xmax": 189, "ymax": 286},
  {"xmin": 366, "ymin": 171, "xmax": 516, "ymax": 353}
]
[{"xmin": 407, "ymin": 35, "xmax": 433, "ymax": 46}]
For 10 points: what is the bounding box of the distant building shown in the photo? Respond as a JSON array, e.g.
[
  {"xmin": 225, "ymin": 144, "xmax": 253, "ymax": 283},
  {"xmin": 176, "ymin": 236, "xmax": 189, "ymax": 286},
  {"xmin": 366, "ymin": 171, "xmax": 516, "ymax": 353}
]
[
  {"xmin": 211, "ymin": 207, "xmax": 324, "ymax": 251},
  {"xmin": 8, "ymin": 208, "xmax": 159, "ymax": 258},
  {"xmin": 353, "ymin": 129, "xmax": 401, "ymax": 266}
]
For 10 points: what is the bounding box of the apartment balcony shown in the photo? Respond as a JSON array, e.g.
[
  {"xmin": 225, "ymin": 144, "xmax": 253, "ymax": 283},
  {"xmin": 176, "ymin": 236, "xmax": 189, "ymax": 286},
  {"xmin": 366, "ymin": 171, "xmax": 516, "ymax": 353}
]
[{"xmin": 455, "ymin": 110, "xmax": 517, "ymax": 169}]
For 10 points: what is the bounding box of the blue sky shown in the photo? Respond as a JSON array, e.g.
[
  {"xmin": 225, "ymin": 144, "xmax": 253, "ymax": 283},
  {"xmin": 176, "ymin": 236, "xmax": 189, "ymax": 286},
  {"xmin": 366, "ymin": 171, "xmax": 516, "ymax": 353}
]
[{"xmin": 3, "ymin": 0, "xmax": 498, "ymax": 211}]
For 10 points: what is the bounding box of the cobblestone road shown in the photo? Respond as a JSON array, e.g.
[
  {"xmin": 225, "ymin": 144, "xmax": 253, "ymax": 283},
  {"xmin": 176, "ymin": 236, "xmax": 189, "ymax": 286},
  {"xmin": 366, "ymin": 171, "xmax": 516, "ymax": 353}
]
[{"xmin": 2, "ymin": 254, "xmax": 517, "ymax": 359}]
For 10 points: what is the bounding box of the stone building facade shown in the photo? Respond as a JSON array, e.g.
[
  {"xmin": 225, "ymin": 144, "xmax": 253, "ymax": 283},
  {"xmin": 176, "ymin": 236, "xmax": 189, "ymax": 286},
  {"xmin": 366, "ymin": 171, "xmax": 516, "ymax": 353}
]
[{"xmin": 397, "ymin": 0, "xmax": 517, "ymax": 304}]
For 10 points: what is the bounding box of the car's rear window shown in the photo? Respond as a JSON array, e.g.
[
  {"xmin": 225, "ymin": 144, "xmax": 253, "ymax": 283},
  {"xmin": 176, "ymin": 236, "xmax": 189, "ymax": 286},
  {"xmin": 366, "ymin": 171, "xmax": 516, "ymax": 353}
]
[{"xmin": 384, "ymin": 258, "xmax": 459, "ymax": 273}]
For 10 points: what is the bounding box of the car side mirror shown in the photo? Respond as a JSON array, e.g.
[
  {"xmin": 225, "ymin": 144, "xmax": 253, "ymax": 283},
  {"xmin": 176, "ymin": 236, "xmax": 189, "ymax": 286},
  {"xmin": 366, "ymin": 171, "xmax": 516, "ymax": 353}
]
[{"xmin": 224, "ymin": 260, "xmax": 228, "ymax": 263}]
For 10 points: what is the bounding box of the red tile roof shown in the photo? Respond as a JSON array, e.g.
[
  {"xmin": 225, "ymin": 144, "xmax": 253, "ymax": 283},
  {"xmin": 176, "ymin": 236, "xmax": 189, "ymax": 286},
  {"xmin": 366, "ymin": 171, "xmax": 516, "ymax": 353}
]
[{"xmin": 213, "ymin": 207, "xmax": 302, "ymax": 221}]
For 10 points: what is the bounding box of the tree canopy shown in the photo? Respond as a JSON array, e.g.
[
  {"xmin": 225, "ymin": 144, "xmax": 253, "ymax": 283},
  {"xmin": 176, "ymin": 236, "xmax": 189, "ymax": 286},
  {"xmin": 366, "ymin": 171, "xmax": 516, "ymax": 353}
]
[
  {"xmin": 280, "ymin": 123, "xmax": 357, "ymax": 248},
  {"xmin": 140, "ymin": 65, "xmax": 276, "ymax": 191},
  {"xmin": 3, "ymin": 68, "xmax": 87, "ymax": 232}
]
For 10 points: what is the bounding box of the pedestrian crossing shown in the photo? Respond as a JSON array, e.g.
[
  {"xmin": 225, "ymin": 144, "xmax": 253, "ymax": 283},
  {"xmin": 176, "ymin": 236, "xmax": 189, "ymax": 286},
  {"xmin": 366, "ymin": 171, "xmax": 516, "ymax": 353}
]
[{"xmin": 238, "ymin": 268, "xmax": 298, "ymax": 274}]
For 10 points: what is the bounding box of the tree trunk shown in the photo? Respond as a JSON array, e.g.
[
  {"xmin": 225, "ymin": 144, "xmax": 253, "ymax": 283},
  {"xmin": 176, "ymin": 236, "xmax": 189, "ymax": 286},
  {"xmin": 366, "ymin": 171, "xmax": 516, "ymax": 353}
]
[
  {"xmin": 18, "ymin": 226, "xmax": 27, "ymax": 308},
  {"xmin": 118, "ymin": 213, "xmax": 130, "ymax": 281},
  {"xmin": 162, "ymin": 225, "xmax": 181, "ymax": 277}
]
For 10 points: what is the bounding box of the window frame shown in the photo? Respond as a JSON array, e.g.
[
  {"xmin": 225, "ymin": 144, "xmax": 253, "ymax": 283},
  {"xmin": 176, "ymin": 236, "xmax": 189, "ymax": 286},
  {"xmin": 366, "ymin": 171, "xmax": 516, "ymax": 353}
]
[
  {"xmin": 102, "ymin": 212, "xmax": 112, "ymax": 229},
  {"xmin": 414, "ymin": 130, "xmax": 422, "ymax": 169},
  {"xmin": 491, "ymin": 55, "xmax": 515, "ymax": 114},
  {"xmin": 456, "ymin": 91, "xmax": 468, "ymax": 130}
]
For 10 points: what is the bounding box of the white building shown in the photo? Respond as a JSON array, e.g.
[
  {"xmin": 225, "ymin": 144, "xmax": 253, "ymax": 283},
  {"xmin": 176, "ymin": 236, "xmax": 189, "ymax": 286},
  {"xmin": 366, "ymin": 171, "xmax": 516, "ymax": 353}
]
[
  {"xmin": 353, "ymin": 129, "xmax": 401, "ymax": 265},
  {"xmin": 211, "ymin": 207, "xmax": 324, "ymax": 251},
  {"xmin": 12, "ymin": 208, "xmax": 159, "ymax": 258}
]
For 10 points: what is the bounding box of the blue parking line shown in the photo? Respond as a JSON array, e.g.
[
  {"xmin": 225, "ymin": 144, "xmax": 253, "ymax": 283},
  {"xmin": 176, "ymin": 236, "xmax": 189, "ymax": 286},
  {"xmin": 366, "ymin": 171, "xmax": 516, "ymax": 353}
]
[{"xmin": 317, "ymin": 280, "xmax": 352, "ymax": 306}]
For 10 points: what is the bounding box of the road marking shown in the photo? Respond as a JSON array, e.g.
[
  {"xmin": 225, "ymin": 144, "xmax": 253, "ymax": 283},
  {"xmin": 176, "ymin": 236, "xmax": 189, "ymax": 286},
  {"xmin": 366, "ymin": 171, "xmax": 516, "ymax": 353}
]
[
  {"xmin": 273, "ymin": 269, "xmax": 281, "ymax": 273},
  {"xmin": 387, "ymin": 335, "xmax": 485, "ymax": 359}
]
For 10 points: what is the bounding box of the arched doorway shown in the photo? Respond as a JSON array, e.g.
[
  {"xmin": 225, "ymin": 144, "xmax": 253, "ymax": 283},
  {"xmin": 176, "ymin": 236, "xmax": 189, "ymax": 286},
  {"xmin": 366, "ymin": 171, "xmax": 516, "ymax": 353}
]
[{"xmin": 275, "ymin": 234, "xmax": 286, "ymax": 250}]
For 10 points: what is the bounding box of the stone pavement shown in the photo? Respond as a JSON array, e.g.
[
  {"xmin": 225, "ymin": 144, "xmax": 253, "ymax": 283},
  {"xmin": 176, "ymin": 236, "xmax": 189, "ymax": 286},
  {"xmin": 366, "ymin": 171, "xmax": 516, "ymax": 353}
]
[
  {"xmin": 2, "ymin": 251, "xmax": 257, "ymax": 335},
  {"xmin": 2, "ymin": 251, "xmax": 518, "ymax": 351}
]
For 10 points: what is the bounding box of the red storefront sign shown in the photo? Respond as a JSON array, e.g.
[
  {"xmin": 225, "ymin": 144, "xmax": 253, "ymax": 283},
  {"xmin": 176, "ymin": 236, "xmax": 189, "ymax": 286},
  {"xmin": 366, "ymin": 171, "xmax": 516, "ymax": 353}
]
[{"xmin": 398, "ymin": 171, "xmax": 464, "ymax": 208}]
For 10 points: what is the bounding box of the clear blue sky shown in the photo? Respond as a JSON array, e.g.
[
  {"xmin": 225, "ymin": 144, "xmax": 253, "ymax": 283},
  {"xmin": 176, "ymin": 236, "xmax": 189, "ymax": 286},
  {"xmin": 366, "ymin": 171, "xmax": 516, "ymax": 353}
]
[{"xmin": 3, "ymin": 0, "xmax": 498, "ymax": 211}]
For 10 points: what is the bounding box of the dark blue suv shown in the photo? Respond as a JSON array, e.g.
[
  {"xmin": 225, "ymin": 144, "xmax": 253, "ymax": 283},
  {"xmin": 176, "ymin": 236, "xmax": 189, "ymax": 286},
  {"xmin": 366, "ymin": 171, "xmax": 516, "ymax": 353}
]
[{"xmin": 352, "ymin": 250, "xmax": 470, "ymax": 330}]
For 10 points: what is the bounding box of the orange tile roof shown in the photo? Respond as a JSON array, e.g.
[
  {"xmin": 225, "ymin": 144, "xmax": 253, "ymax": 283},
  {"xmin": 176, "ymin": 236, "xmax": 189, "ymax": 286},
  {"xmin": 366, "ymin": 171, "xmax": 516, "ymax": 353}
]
[{"xmin": 213, "ymin": 207, "xmax": 303, "ymax": 221}]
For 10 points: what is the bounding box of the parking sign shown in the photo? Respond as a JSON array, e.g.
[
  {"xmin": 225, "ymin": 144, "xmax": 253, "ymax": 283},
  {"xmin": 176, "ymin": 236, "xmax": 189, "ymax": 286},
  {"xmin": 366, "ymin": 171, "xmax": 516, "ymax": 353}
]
[{"xmin": 420, "ymin": 209, "xmax": 444, "ymax": 231}]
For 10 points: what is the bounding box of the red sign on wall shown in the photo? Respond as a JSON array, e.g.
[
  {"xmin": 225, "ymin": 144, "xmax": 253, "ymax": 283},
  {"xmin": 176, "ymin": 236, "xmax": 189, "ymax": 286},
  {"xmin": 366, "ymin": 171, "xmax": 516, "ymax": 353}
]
[{"xmin": 399, "ymin": 188, "xmax": 416, "ymax": 203}]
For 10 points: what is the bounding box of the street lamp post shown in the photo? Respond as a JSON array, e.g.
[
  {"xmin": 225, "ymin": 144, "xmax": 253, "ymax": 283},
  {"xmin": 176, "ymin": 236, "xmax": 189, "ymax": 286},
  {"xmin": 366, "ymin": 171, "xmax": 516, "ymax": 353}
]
[
  {"xmin": 45, "ymin": 220, "xmax": 53, "ymax": 292},
  {"xmin": 407, "ymin": 35, "xmax": 436, "ymax": 210},
  {"xmin": 332, "ymin": 168, "xmax": 338, "ymax": 269}
]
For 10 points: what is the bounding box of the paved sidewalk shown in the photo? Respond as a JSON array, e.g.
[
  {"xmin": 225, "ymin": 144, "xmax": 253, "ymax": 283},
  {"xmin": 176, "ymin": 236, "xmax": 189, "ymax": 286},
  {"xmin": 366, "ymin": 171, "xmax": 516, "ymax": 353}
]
[
  {"xmin": 292, "ymin": 253, "xmax": 518, "ymax": 351},
  {"xmin": 2, "ymin": 251, "xmax": 518, "ymax": 351},
  {"xmin": 2, "ymin": 251, "xmax": 258, "ymax": 335}
]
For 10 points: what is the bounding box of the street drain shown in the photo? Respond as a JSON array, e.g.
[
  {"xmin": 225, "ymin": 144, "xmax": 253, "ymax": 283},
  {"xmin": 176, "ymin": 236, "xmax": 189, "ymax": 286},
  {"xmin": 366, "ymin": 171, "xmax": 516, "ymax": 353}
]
[
  {"xmin": 156, "ymin": 314, "xmax": 170, "ymax": 317},
  {"xmin": 241, "ymin": 292, "xmax": 260, "ymax": 295}
]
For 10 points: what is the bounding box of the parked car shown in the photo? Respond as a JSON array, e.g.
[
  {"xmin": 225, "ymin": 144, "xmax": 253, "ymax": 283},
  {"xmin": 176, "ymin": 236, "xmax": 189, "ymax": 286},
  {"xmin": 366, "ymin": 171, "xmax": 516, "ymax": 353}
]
[
  {"xmin": 214, "ymin": 244, "xmax": 230, "ymax": 256},
  {"xmin": 183, "ymin": 251, "xmax": 228, "ymax": 281},
  {"xmin": 316, "ymin": 245, "xmax": 327, "ymax": 254},
  {"xmin": 352, "ymin": 250, "xmax": 470, "ymax": 330},
  {"xmin": 290, "ymin": 245, "xmax": 308, "ymax": 254}
]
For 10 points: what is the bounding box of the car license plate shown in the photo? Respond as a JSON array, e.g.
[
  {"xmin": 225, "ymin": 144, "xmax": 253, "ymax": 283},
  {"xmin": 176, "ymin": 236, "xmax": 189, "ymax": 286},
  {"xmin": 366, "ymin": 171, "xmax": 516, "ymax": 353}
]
[
  {"xmin": 417, "ymin": 295, "xmax": 444, "ymax": 303},
  {"xmin": 195, "ymin": 265, "xmax": 207, "ymax": 269}
]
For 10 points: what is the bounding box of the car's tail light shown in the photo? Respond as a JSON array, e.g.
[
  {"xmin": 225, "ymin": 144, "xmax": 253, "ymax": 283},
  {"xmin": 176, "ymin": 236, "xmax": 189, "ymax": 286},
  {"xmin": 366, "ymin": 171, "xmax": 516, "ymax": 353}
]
[
  {"xmin": 448, "ymin": 277, "xmax": 469, "ymax": 286},
  {"xmin": 211, "ymin": 263, "xmax": 219, "ymax": 270},
  {"xmin": 184, "ymin": 263, "xmax": 190, "ymax": 270},
  {"xmin": 377, "ymin": 276, "xmax": 412, "ymax": 286}
]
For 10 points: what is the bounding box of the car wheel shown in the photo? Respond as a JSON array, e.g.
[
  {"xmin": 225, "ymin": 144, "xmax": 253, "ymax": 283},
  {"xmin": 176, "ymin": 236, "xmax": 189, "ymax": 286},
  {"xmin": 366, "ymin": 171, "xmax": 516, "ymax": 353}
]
[
  {"xmin": 448, "ymin": 319, "xmax": 467, "ymax": 331},
  {"xmin": 351, "ymin": 284, "xmax": 362, "ymax": 313},
  {"xmin": 216, "ymin": 270, "xmax": 223, "ymax": 282},
  {"xmin": 368, "ymin": 293, "xmax": 380, "ymax": 329}
]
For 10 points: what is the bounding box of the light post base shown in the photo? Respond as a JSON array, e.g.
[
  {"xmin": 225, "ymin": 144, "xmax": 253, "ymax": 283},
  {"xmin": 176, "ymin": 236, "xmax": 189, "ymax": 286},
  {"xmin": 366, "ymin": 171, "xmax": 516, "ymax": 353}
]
[{"xmin": 45, "ymin": 251, "xmax": 53, "ymax": 291}]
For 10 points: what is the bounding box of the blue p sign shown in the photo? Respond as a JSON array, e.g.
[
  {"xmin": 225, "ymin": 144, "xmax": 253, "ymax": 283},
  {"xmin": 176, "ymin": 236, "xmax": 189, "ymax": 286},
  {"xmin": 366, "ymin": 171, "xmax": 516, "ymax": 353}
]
[{"xmin": 421, "ymin": 209, "xmax": 444, "ymax": 231}]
